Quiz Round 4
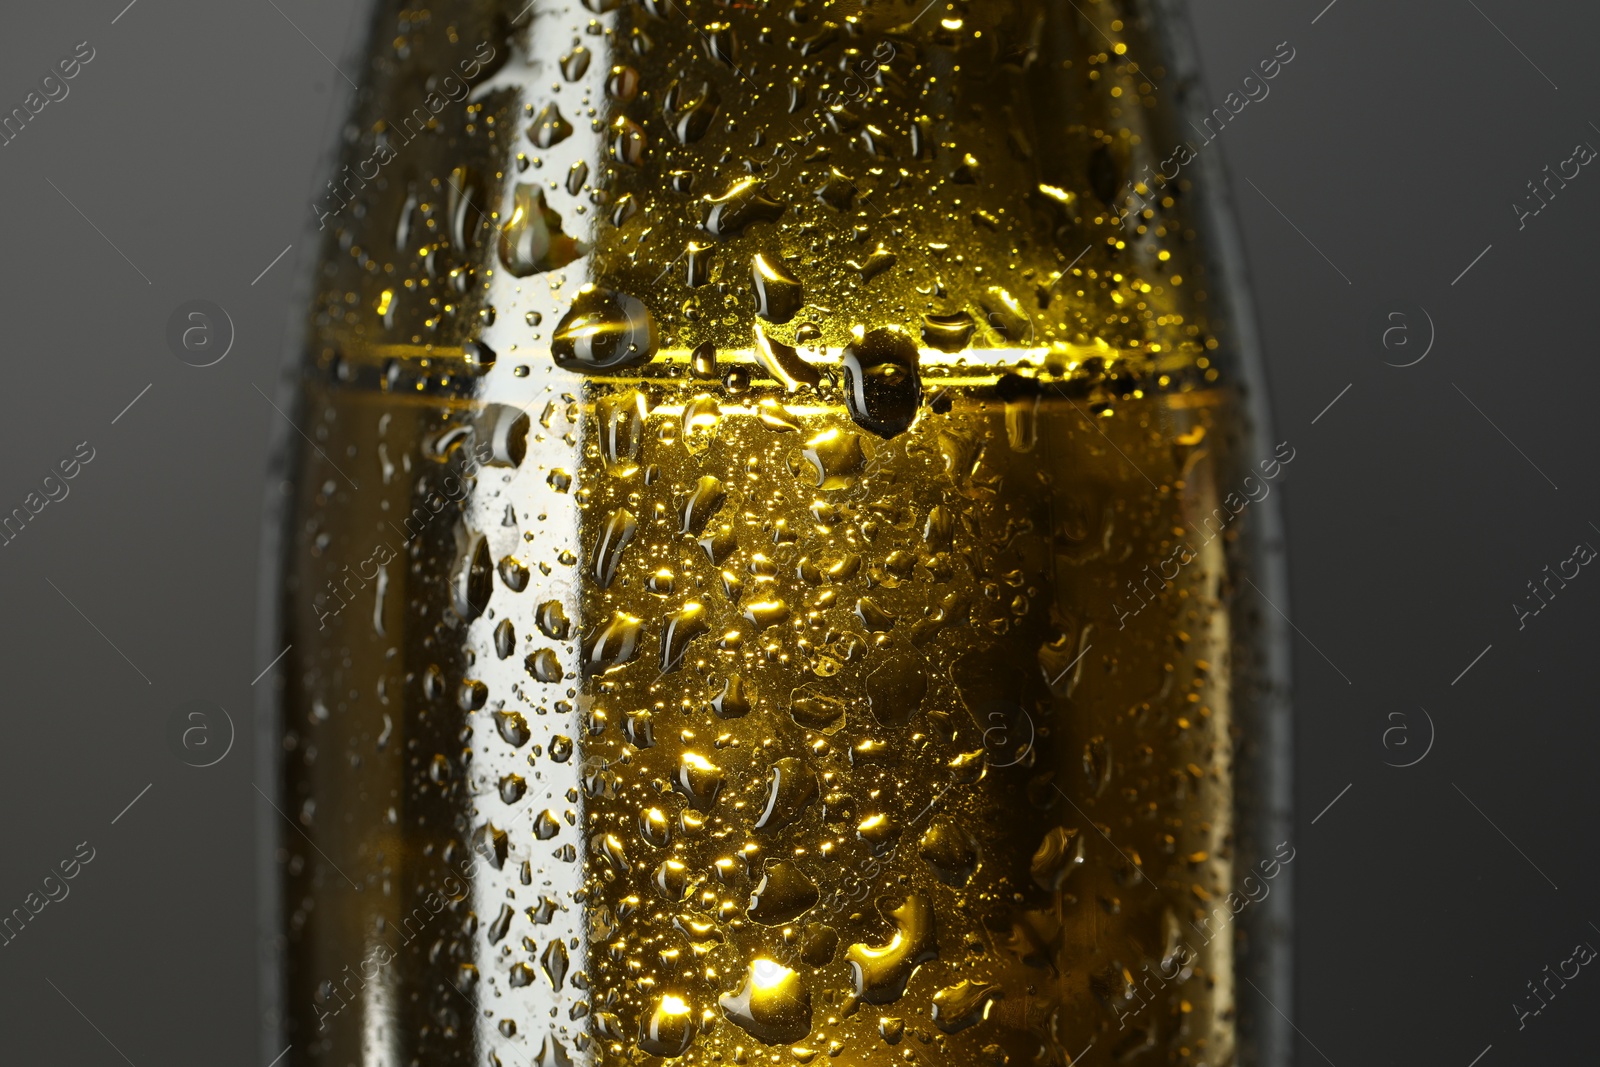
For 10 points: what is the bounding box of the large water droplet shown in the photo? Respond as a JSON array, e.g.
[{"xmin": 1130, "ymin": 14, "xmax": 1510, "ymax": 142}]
[
  {"xmin": 1084, "ymin": 736, "xmax": 1112, "ymax": 795},
  {"xmin": 541, "ymin": 938, "xmax": 569, "ymax": 990},
  {"xmin": 640, "ymin": 806, "xmax": 671, "ymax": 846},
  {"xmin": 865, "ymin": 652, "xmax": 926, "ymax": 726},
  {"xmin": 682, "ymin": 394, "xmax": 722, "ymax": 455},
  {"xmin": 591, "ymin": 508, "xmax": 638, "ymax": 588},
  {"xmin": 494, "ymin": 618, "xmax": 517, "ymax": 660},
  {"xmin": 743, "ymin": 598, "xmax": 791, "ymax": 628},
  {"xmin": 704, "ymin": 178, "xmax": 786, "ymax": 238},
  {"xmin": 552, "ymin": 287, "xmax": 658, "ymax": 372},
  {"xmin": 623, "ymin": 709, "xmax": 655, "ymax": 748},
  {"xmin": 752, "ymin": 253, "xmax": 804, "ymax": 323},
  {"xmin": 499, "ymin": 774, "xmax": 527, "ymax": 803},
  {"xmin": 559, "ymin": 44, "xmax": 590, "ymax": 81},
  {"xmin": 659, "ymin": 602, "xmax": 708, "ymax": 672},
  {"xmin": 587, "ymin": 612, "xmax": 643, "ymax": 673},
  {"xmin": 474, "ymin": 822, "xmax": 509, "ymax": 869},
  {"xmin": 1031, "ymin": 826, "xmax": 1085, "ymax": 890},
  {"xmin": 674, "ymin": 751, "xmax": 725, "ymax": 811},
  {"xmin": 930, "ymin": 979, "xmax": 1002, "ymax": 1033},
  {"xmin": 814, "ymin": 168, "xmax": 856, "ymax": 210},
  {"xmin": 753, "ymin": 326, "xmax": 820, "ymax": 391},
  {"xmin": 702, "ymin": 21, "xmax": 739, "ymax": 65},
  {"xmin": 609, "ymin": 116, "xmax": 647, "ymax": 166},
  {"xmin": 848, "ymin": 244, "xmax": 897, "ymax": 281},
  {"xmin": 528, "ymin": 102, "xmax": 573, "ymax": 148},
  {"xmin": 858, "ymin": 812, "xmax": 899, "ymax": 850},
  {"xmin": 663, "ymin": 78, "xmax": 720, "ymax": 144},
  {"xmin": 999, "ymin": 374, "xmax": 1044, "ymax": 452},
  {"xmin": 919, "ymin": 821, "xmax": 979, "ymax": 886},
  {"xmin": 802, "ymin": 429, "xmax": 865, "ymax": 489},
  {"xmin": 756, "ymin": 397, "xmax": 801, "ymax": 433},
  {"xmin": 720, "ymin": 959, "xmax": 812, "ymax": 1045},
  {"xmin": 680, "ymin": 475, "xmax": 726, "ymax": 536},
  {"xmin": 684, "ymin": 242, "xmax": 714, "ymax": 289},
  {"xmin": 447, "ymin": 166, "xmax": 488, "ymax": 253},
  {"xmin": 748, "ymin": 860, "xmax": 819, "ymax": 925},
  {"xmin": 711, "ymin": 674, "xmax": 750, "ymax": 718},
  {"xmin": 790, "ymin": 687, "xmax": 845, "ymax": 731},
  {"xmin": 595, "ymin": 389, "xmax": 648, "ymax": 470},
  {"xmin": 499, "ymin": 184, "xmax": 587, "ymax": 277},
  {"xmin": 690, "ymin": 340, "xmax": 718, "ymax": 379},
  {"xmin": 606, "ymin": 64, "xmax": 639, "ymax": 101},
  {"xmin": 922, "ymin": 311, "xmax": 975, "ymax": 352},
  {"xmin": 452, "ymin": 535, "xmax": 493, "ymax": 621},
  {"xmin": 566, "ymin": 160, "xmax": 589, "ymax": 195},
  {"xmin": 536, "ymin": 600, "xmax": 570, "ymax": 640},
  {"xmin": 526, "ymin": 648, "xmax": 563, "ymax": 682},
  {"xmin": 655, "ymin": 857, "xmax": 691, "ymax": 900},
  {"xmin": 638, "ymin": 995, "xmax": 697, "ymax": 1058},
  {"xmin": 533, "ymin": 809, "xmax": 562, "ymax": 840},
  {"xmin": 845, "ymin": 894, "xmax": 937, "ymax": 1005},
  {"xmin": 841, "ymin": 327, "xmax": 921, "ymax": 437},
  {"xmin": 755, "ymin": 757, "xmax": 818, "ymax": 833},
  {"xmin": 495, "ymin": 710, "xmax": 531, "ymax": 747},
  {"xmin": 498, "ymin": 555, "xmax": 530, "ymax": 592},
  {"xmin": 980, "ymin": 285, "xmax": 1032, "ymax": 342}
]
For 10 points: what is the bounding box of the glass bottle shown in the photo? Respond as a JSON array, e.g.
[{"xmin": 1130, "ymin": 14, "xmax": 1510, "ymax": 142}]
[{"xmin": 264, "ymin": 1, "xmax": 1292, "ymax": 1064}]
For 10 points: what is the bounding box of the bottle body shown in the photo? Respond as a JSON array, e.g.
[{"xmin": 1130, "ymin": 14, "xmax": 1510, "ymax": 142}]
[{"xmin": 271, "ymin": 2, "xmax": 1289, "ymax": 1065}]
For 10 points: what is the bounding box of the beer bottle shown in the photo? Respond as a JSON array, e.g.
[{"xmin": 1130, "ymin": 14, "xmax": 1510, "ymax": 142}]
[{"xmin": 268, "ymin": 1, "xmax": 1292, "ymax": 1064}]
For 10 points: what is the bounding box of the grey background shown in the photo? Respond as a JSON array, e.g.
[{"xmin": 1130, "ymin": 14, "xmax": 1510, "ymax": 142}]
[{"xmin": 0, "ymin": 0, "xmax": 1592, "ymax": 1063}]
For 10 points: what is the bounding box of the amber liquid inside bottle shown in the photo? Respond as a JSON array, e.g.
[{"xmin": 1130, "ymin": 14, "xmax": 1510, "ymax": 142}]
[{"xmin": 272, "ymin": 2, "xmax": 1285, "ymax": 1065}]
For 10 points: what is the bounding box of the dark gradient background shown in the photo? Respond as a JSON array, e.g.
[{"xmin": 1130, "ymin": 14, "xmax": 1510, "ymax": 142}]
[{"xmin": 0, "ymin": 1, "xmax": 1591, "ymax": 1064}]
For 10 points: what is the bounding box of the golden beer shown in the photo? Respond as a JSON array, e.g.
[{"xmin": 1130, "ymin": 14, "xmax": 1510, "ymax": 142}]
[{"xmin": 267, "ymin": 2, "xmax": 1291, "ymax": 1065}]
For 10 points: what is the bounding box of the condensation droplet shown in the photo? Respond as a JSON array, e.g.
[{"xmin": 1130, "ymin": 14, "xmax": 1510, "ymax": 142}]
[
  {"xmin": 552, "ymin": 286, "xmax": 659, "ymax": 372},
  {"xmin": 703, "ymin": 178, "xmax": 785, "ymax": 239},
  {"xmin": 751, "ymin": 253, "xmax": 804, "ymax": 323},
  {"xmin": 719, "ymin": 959, "xmax": 812, "ymax": 1046},
  {"xmin": 559, "ymin": 44, "xmax": 591, "ymax": 81},
  {"xmin": 845, "ymin": 894, "xmax": 938, "ymax": 1005},
  {"xmin": 841, "ymin": 327, "xmax": 921, "ymax": 437},
  {"xmin": 748, "ymin": 860, "xmax": 819, "ymax": 925},
  {"xmin": 499, "ymin": 184, "xmax": 587, "ymax": 277}
]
